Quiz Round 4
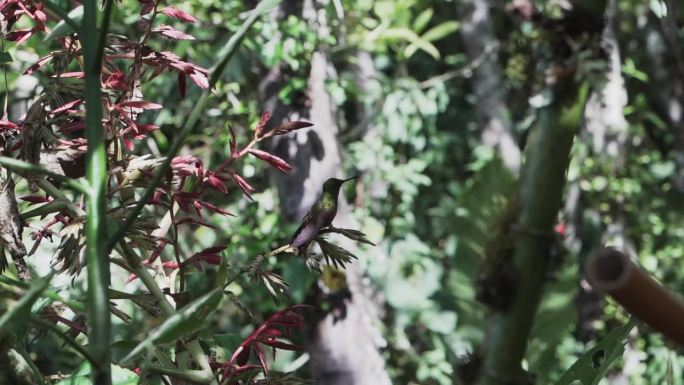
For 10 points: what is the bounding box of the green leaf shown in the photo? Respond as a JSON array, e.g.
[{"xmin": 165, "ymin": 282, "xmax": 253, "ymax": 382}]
[
  {"xmin": 554, "ymin": 319, "xmax": 636, "ymax": 385},
  {"xmin": 421, "ymin": 21, "xmax": 460, "ymax": 42},
  {"xmin": 0, "ymin": 51, "xmax": 12, "ymax": 64},
  {"xmin": 0, "ymin": 272, "xmax": 53, "ymax": 340},
  {"xmin": 404, "ymin": 21, "xmax": 458, "ymax": 58},
  {"xmin": 120, "ymin": 288, "xmax": 223, "ymax": 363},
  {"xmin": 214, "ymin": 333, "xmax": 244, "ymax": 354},
  {"xmin": 412, "ymin": 8, "xmax": 434, "ymax": 33},
  {"xmin": 54, "ymin": 362, "xmax": 138, "ymax": 385},
  {"xmin": 404, "ymin": 38, "xmax": 441, "ymax": 59}
]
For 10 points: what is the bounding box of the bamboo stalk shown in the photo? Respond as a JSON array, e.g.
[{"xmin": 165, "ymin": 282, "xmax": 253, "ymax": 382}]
[
  {"xmin": 476, "ymin": 84, "xmax": 590, "ymax": 385},
  {"xmin": 586, "ymin": 247, "xmax": 684, "ymax": 347}
]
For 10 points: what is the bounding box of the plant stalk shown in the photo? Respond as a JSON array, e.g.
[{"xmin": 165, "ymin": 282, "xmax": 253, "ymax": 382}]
[{"xmin": 82, "ymin": 0, "xmax": 113, "ymax": 383}]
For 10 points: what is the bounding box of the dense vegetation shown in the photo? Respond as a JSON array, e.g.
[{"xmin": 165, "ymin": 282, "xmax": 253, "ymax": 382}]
[{"xmin": 1, "ymin": 0, "xmax": 683, "ymax": 384}]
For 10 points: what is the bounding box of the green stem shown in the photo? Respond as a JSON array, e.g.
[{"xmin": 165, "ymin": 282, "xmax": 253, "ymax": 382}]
[
  {"xmin": 82, "ymin": 0, "xmax": 113, "ymax": 383},
  {"xmin": 35, "ymin": 178, "xmax": 85, "ymax": 217},
  {"xmin": 116, "ymin": 242, "xmax": 213, "ymax": 380},
  {"xmin": 116, "ymin": 241, "xmax": 175, "ymax": 315},
  {"xmin": 0, "ymin": 275, "xmax": 85, "ymax": 312},
  {"xmin": 476, "ymin": 84, "xmax": 590, "ymax": 385},
  {"xmin": 147, "ymin": 364, "xmax": 215, "ymax": 383},
  {"xmin": 20, "ymin": 200, "xmax": 68, "ymax": 220},
  {"xmin": 30, "ymin": 317, "xmax": 99, "ymax": 368},
  {"xmin": 0, "ymin": 156, "xmax": 87, "ymax": 194}
]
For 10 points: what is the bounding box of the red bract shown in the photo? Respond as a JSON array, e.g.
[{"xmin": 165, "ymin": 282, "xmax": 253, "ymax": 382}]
[
  {"xmin": 116, "ymin": 101, "xmax": 163, "ymax": 110},
  {"xmin": 160, "ymin": 7, "xmax": 197, "ymax": 23},
  {"xmin": 219, "ymin": 305, "xmax": 308, "ymax": 383},
  {"xmin": 254, "ymin": 111, "xmax": 271, "ymax": 138},
  {"xmin": 174, "ymin": 191, "xmax": 201, "ymax": 213},
  {"xmin": 152, "ymin": 25, "xmax": 195, "ymax": 40},
  {"xmin": 181, "ymin": 245, "xmax": 226, "ymax": 271},
  {"xmin": 6, "ymin": 28, "xmax": 35, "ymax": 44},
  {"xmin": 56, "ymin": 71, "xmax": 85, "ymax": 79},
  {"xmin": 141, "ymin": 50, "xmax": 209, "ymax": 90},
  {"xmin": 51, "ymin": 99, "xmax": 83, "ymax": 115},
  {"xmin": 20, "ymin": 195, "xmax": 53, "ymax": 204},
  {"xmin": 171, "ymin": 155, "xmax": 199, "ymax": 177},
  {"xmin": 247, "ymin": 149, "xmax": 293, "ymax": 173},
  {"xmin": 195, "ymin": 200, "xmax": 233, "ymax": 217},
  {"xmin": 271, "ymin": 120, "xmax": 314, "ymax": 136},
  {"xmin": 24, "ymin": 53, "xmax": 54, "ymax": 75},
  {"xmin": 0, "ymin": 120, "xmax": 19, "ymax": 132},
  {"xmin": 204, "ymin": 172, "xmax": 229, "ymax": 194},
  {"xmin": 230, "ymin": 172, "xmax": 255, "ymax": 201},
  {"xmin": 138, "ymin": 0, "xmax": 155, "ymax": 15},
  {"xmin": 104, "ymin": 72, "xmax": 128, "ymax": 91}
]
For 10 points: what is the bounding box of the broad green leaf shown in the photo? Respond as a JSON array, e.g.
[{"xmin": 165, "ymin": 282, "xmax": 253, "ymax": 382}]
[
  {"xmin": 54, "ymin": 362, "xmax": 138, "ymax": 385},
  {"xmin": 421, "ymin": 21, "xmax": 460, "ymax": 42},
  {"xmin": 120, "ymin": 288, "xmax": 223, "ymax": 363},
  {"xmin": 376, "ymin": 27, "xmax": 422, "ymax": 43},
  {"xmin": 404, "ymin": 38, "xmax": 441, "ymax": 59},
  {"xmin": 554, "ymin": 319, "xmax": 636, "ymax": 385},
  {"xmin": 412, "ymin": 8, "xmax": 434, "ymax": 33},
  {"xmin": 404, "ymin": 21, "xmax": 459, "ymax": 58},
  {"xmin": 0, "ymin": 272, "xmax": 53, "ymax": 340}
]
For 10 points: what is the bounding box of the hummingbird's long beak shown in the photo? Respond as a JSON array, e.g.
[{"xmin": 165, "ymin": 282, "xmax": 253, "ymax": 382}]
[{"xmin": 342, "ymin": 175, "xmax": 358, "ymax": 183}]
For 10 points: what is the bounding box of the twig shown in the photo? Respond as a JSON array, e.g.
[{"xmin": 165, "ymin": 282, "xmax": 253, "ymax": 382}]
[{"xmin": 419, "ymin": 41, "xmax": 500, "ymax": 89}]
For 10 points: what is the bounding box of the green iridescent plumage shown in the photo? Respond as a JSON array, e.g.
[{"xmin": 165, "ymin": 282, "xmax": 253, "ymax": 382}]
[{"xmin": 290, "ymin": 176, "xmax": 357, "ymax": 251}]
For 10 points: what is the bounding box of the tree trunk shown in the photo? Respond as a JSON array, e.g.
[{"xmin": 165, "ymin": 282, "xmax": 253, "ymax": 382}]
[
  {"xmin": 459, "ymin": 0, "xmax": 521, "ymax": 174},
  {"xmin": 258, "ymin": 2, "xmax": 391, "ymax": 384}
]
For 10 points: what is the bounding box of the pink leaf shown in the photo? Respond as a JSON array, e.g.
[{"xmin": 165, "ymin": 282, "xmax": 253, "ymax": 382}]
[
  {"xmin": 197, "ymin": 201, "xmax": 233, "ymax": 216},
  {"xmin": 160, "ymin": 7, "xmax": 197, "ymax": 23},
  {"xmin": 116, "ymin": 101, "xmax": 163, "ymax": 110},
  {"xmin": 247, "ymin": 149, "xmax": 293, "ymax": 173},
  {"xmin": 188, "ymin": 71, "xmax": 209, "ymax": 89},
  {"xmin": 152, "ymin": 25, "xmax": 195, "ymax": 40},
  {"xmin": 255, "ymin": 111, "xmax": 271, "ymax": 138},
  {"xmin": 56, "ymin": 71, "xmax": 85, "ymax": 79},
  {"xmin": 6, "ymin": 29, "xmax": 34, "ymax": 44},
  {"xmin": 51, "ymin": 99, "xmax": 82, "ymax": 115},
  {"xmin": 24, "ymin": 53, "xmax": 54, "ymax": 75},
  {"xmin": 0, "ymin": 120, "xmax": 19, "ymax": 130},
  {"xmin": 205, "ymin": 174, "xmax": 228, "ymax": 194},
  {"xmin": 230, "ymin": 173, "xmax": 255, "ymax": 201}
]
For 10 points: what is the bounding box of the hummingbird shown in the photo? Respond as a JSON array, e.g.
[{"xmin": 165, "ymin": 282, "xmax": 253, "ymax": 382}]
[{"xmin": 290, "ymin": 176, "xmax": 357, "ymax": 253}]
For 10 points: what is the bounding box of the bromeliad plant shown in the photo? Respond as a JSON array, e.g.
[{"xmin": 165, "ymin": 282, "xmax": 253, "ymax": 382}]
[{"xmin": 0, "ymin": 0, "xmax": 369, "ymax": 384}]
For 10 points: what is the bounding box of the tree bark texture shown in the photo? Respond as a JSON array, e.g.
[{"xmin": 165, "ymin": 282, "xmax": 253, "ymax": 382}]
[
  {"xmin": 258, "ymin": 2, "xmax": 391, "ymax": 385},
  {"xmin": 459, "ymin": 0, "xmax": 521, "ymax": 174}
]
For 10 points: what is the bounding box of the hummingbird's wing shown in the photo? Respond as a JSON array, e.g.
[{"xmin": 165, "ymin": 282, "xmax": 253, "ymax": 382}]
[{"xmin": 290, "ymin": 211, "xmax": 320, "ymax": 248}]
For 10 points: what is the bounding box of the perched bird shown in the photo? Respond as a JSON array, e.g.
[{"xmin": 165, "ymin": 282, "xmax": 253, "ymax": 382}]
[{"xmin": 290, "ymin": 176, "xmax": 357, "ymax": 252}]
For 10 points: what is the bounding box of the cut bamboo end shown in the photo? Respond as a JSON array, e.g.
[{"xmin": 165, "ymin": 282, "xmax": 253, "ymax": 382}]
[{"xmin": 586, "ymin": 247, "xmax": 684, "ymax": 347}]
